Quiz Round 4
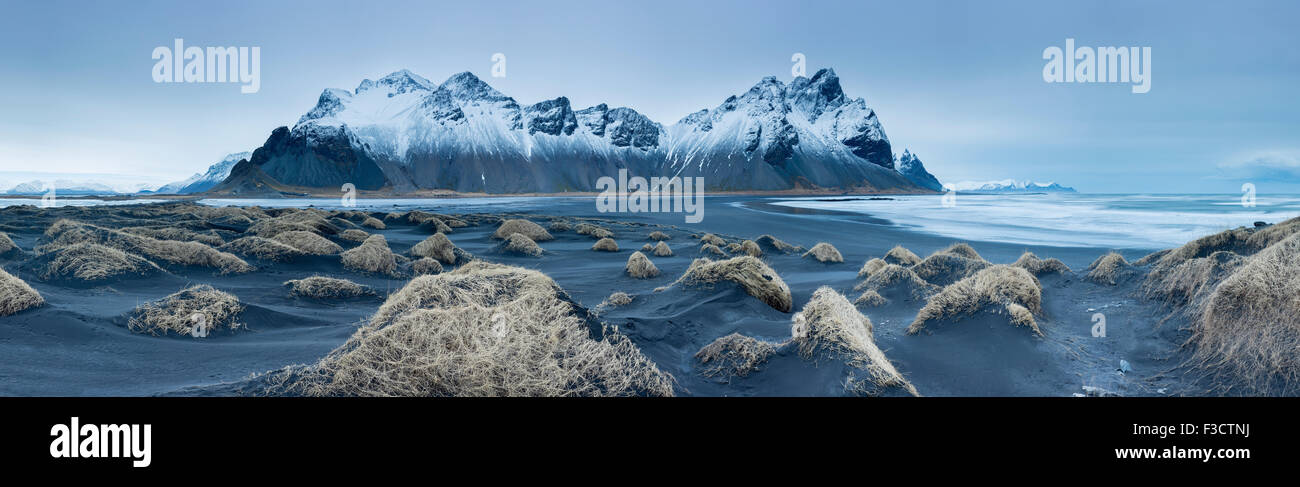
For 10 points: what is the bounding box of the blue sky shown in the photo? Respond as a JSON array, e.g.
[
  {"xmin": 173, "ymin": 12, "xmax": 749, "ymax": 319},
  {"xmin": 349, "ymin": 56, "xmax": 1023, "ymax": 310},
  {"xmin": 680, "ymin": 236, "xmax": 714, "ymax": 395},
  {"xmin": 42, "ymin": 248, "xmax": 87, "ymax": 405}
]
[{"xmin": 1, "ymin": 0, "xmax": 1297, "ymax": 192}]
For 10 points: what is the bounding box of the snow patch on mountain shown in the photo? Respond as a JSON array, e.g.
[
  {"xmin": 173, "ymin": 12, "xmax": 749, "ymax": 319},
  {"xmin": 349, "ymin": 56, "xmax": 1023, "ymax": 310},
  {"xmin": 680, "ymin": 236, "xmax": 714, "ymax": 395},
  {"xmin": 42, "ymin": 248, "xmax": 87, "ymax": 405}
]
[
  {"xmin": 948, "ymin": 179, "xmax": 1077, "ymax": 193},
  {"xmin": 153, "ymin": 152, "xmax": 251, "ymax": 194}
]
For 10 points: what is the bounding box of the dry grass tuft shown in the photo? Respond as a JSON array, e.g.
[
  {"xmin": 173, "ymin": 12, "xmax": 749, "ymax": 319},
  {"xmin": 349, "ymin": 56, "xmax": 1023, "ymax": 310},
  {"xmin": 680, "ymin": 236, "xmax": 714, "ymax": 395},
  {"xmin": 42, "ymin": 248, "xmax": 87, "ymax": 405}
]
[
  {"xmin": 802, "ymin": 242, "xmax": 843, "ymax": 263},
  {"xmin": 341, "ymin": 234, "xmax": 400, "ymax": 276},
  {"xmin": 411, "ymin": 233, "xmax": 463, "ymax": 265},
  {"xmin": 254, "ymin": 261, "xmax": 674, "ymax": 396},
  {"xmin": 272, "ymin": 231, "xmax": 343, "ymax": 255},
  {"xmin": 1086, "ymin": 252, "xmax": 1132, "ymax": 285},
  {"xmin": 792, "ymin": 287, "xmax": 918, "ymax": 396},
  {"xmin": 575, "ymin": 223, "xmax": 614, "ymax": 239},
  {"xmin": 548, "ymin": 220, "xmax": 572, "ymax": 232},
  {"xmin": 674, "ymin": 256, "xmax": 792, "ymax": 312},
  {"xmin": 0, "ymin": 267, "xmax": 43, "ymax": 316},
  {"xmin": 754, "ymin": 234, "xmax": 803, "ymax": 254},
  {"xmin": 339, "ymin": 229, "xmax": 370, "ymax": 242},
  {"xmin": 857, "ymin": 258, "xmax": 887, "ymax": 278},
  {"xmin": 883, "ymin": 245, "xmax": 922, "ymax": 266},
  {"xmin": 44, "ymin": 220, "xmax": 251, "ymax": 274},
  {"xmin": 599, "ymin": 291, "xmax": 634, "ymax": 309},
  {"xmin": 120, "ymin": 227, "xmax": 224, "ymax": 246},
  {"xmin": 652, "ymin": 241, "xmax": 673, "ymax": 257},
  {"xmin": 220, "ymin": 236, "xmax": 303, "ymax": 262},
  {"xmin": 853, "ymin": 264, "xmax": 938, "ymax": 301},
  {"xmin": 695, "ymin": 333, "xmax": 776, "ymax": 380},
  {"xmin": 625, "ymin": 251, "xmax": 660, "ymax": 278},
  {"xmin": 285, "ymin": 276, "xmax": 372, "ymax": 299},
  {"xmin": 410, "ymin": 257, "xmax": 444, "ymax": 275},
  {"xmin": 907, "ymin": 265, "xmax": 1043, "ymax": 335},
  {"xmin": 912, "ymin": 252, "xmax": 990, "ymax": 287},
  {"xmin": 700, "ymin": 234, "xmax": 726, "ymax": 246},
  {"xmin": 936, "ymin": 242, "xmax": 984, "ymax": 261},
  {"xmin": 853, "ymin": 289, "xmax": 888, "ymax": 308},
  {"xmin": 41, "ymin": 242, "xmax": 164, "ymax": 281},
  {"xmin": 737, "ymin": 240, "xmax": 762, "ymax": 257},
  {"xmin": 700, "ymin": 243, "xmax": 726, "ymax": 257},
  {"xmin": 498, "ymin": 233, "xmax": 544, "ymax": 257},
  {"xmin": 0, "ymin": 231, "xmax": 16, "ymax": 254},
  {"xmin": 1012, "ymin": 251, "xmax": 1071, "ymax": 275},
  {"xmin": 648, "ymin": 231, "xmax": 671, "ymax": 241},
  {"xmin": 128, "ymin": 284, "xmax": 244, "ymax": 337},
  {"xmin": 493, "ymin": 219, "xmax": 553, "ymax": 242},
  {"xmin": 361, "ymin": 217, "xmax": 385, "ymax": 230},
  {"xmin": 592, "ymin": 237, "xmax": 619, "ymax": 252}
]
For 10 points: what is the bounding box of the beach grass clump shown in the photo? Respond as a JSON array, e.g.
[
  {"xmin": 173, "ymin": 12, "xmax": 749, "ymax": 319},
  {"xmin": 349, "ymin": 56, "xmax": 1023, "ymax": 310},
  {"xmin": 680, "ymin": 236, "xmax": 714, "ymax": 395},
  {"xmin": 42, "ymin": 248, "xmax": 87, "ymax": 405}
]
[
  {"xmin": 272, "ymin": 231, "xmax": 343, "ymax": 255},
  {"xmin": 592, "ymin": 237, "xmax": 619, "ymax": 252},
  {"xmin": 1012, "ymin": 251, "xmax": 1071, "ymax": 275},
  {"xmin": 575, "ymin": 223, "xmax": 614, "ymax": 239},
  {"xmin": 120, "ymin": 227, "xmax": 224, "ymax": 247},
  {"xmin": 127, "ymin": 284, "xmax": 244, "ymax": 337},
  {"xmin": 411, "ymin": 233, "xmax": 463, "ymax": 265},
  {"xmin": 857, "ymin": 258, "xmax": 887, "ymax": 278},
  {"xmin": 548, "ymin": 220, "xmax": 572, "ymax": 232},
  {"xmin": 853, "ymin": 289, "xmax": 888, "ymax": 308},
  {"xmin": 284, "ymin": 276, "xmax": 373, "ymax": 299},
  {"xmin": 0, "ymin": 268, "xmax": 43, "ymax": 316},
  {"xmin": 1186, "ymin": 233, "xmax": 1300, "ymax": 392},
  {"xmin": 648, "ymin": 231, "xmax": 671, "ymax": 241},
  {"xmin": 247, "ymin": 210, "xmax": 340, "ymax": 237},
  {"xmin": 792, "ymin": 287, "xmax": 918, "ymax": 396},
  {"xmin": 737, "ymin": 240, "xmax": 762, "ymax": 257},
  {"xmin": 936, "ymin": 242, "xmax": 984, "ymax": 261},
  {"xmin": 883, "ymin": 245, "xmax": 922, "ymax": 266},
  {"xmin": 493, "ymin": 219, "xmax": 553, "ymax": 242},
  {"xmin": 341, "ymin": 234, "xmax": 399, "ymax": 276},
  {"xmin": 255, "ymin": 261, "xmax": 674, "ymax": 396},
  {"xmin": 1086, "ymin": 252, "xmax": 1132, "ymax": 285},
  {"xmin": 802, "ymin": 242, "xmax": 843, "ymax": 263},
  {"xmin": 673, "ymin": 256, "xmax": 792, "ymax": 312},
  {"xmin": 43, "ymin": 220, "xmax": 252, "ymax": 274},
  {"xmin": 652, "ymin": 241, "xmax": 673, "ymax": 257},
  {"xmin": 1142, "ymin": 250, "xmax": 1243, "ymax": 309},
  {"xmin": 41, "ymin": 242, "xmax": 164, "ymax": 281},
  {"xmin": 754, "ymin": 234, "xmax": 803, "ymax": 254},
  {"xmin": 700, "ymin": 234, "xmax": 726, "ymax": 246},
  {"xmin": 907, "ymin": 265, "xmax": 1043, "ymax": 336},
  {"xmin": 361, "ymin": 217, "xmax": 385, "ymax": 230},
  {"xmin": 600, "ymin": 291, "xmax": 634, "ymax": 309},
  {"xmin": 853, "ymin": 264, "xmax": 938, "ymax": 301},
  {"xmin": 339, "ymin": 229, "xmax": 370, "ymax": 242},
  {"xmin": 497, "ymin": 233, "xmax": 544, "ymax": 257},
  {"xmin": 912, "ymin": 252, "xmax": 991, "ymax": 287},
  {"xmin": 695, "ymin": 333, "xmax": 776, "ymax": 380},
  {"xmin": 220, "ymin": 236, "xmax": 303, "ymax": 262},
  {"xmin": 410, "ymin": 257, "xmax": 444, "ymax": 275},
  {"xmin": 0, "ymin": 231, "xmax": 17, "ymax": 254},
  {"xmin": 700, "ymin": 243, "xmax": 726, "ymax": 257},
  {"xmin": 625, "ymin": 251, "xmax": 660, "ymax": 278}
]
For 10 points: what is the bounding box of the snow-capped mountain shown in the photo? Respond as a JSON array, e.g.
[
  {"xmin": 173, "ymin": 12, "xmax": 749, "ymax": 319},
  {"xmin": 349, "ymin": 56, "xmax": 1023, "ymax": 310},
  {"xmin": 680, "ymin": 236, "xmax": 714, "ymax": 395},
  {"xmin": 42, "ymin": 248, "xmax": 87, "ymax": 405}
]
[
  {"xmin": 895, "ymin": 150, "xmax": 943, "ymax": 192},
  {"xmin": 218, "ymin": 68, "xmax": 939, "ymax": 194},
  {"xmin": 3, "ymin": 179, "xmax": 154, "ymax": 195},
  {"xmin": 153, "ymin": 152, "xmax": 250, "ymax": 194},
  {"xmin": 948, "ymin": 179, "xmax": 1077, "ymax": 193}
]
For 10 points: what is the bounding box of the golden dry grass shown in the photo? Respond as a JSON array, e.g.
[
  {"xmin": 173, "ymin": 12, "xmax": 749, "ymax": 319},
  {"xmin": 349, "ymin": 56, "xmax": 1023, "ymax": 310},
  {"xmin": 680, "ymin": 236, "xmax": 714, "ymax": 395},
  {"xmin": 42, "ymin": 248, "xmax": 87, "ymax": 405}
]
[
  {"xmin": 883, "ymin": 245, "xmax": 921, "ymax": 266},
  {"xmin": 284, "ymin": 276, "xmax": 372, "ymax": 299},
  {"xmin": 120, "ymin": 227, "xmax": 224, "ymax": 246},
  {"xmin": 339, "ymin": 229, "xmax": 370, "ymax": 242},
  {"xmin": 411, "ymin": 233, "xmax": 461, "ymax": 264},
  {"xmin": 0, "ymin": 267, "xmax": 43, "ymax": 316},
  {"xmin": 41, "ymin": 242, "xmax": 164, "ymax": 281},
  {"xmin": 673, "ymin": 256, "xmax": 792, "ymax": 312},
  {"xmin": 853, "ymin": 263, "xmax": 939, "ymax": 301},
  {"xmin": 220, "ymin": 236, "xmax": 303, "ymax": 262},
  {"xmin": 592, "ymin": 237, "xmax": 619, "ymax": 252},
  {"xmin": 0, "ymin": 231, "xmax": 16, "ymax": 254},
  {"xmin": 341, "ymin": 234, "xmax": 399, "ymax": 276},
  {"xmin": 1086, "ymin": 252, "xmax": 1132, "ymax": 285},
  {"xmin": 272, "ymin": 231, "xmax": 343, "ymax": 255},
  {"xmin": 499, "ymin": 233, "xmax": 544, "ymax": 257},
  {"xmin": 548, "ymin": 220, "xmax": 572, "ymax": 232},
  {"xmin": 44, "ymin": 220, "xmax": 251, "ymax": 274},
  {"xmin": 1012, "ymin": 251, "xmax": 1071, "ymax": 275},
  {"xmin": 802, "ymin": 242, "xmax": 843, "ymax": 263},
  {"xmin": 410, "ymin": 257, "xmax": 444, "ymax": 275},
  {"xmin": 255, "ymin": 261, "xmax": 674, "ymax": 396},
  {"xmin": 648, "ymin": 231, "xmax": 671, "ymax": 241},
  {"xmin": 127, "ymin": 284, "xmax": 244, "ymax": 337},
  {"xmin": 700, "ymin": 243, "xmax": 726, "ymax": 257},
  {"xmin": 695, "ymin": 333, "xmax": 775, "ymax": 379},
  {"xmin": 652, "ymin": 241, "xmax": 673, "ymax": 257},
  {"xmin": 754, "ymin": 234, "xmax": 802, "ymax": 254},
  {"xmin": 601, "ymin": 291, "xmax": 634, "ymax": 308},
  {"xmin": 493, "ymin": 219, "xmax": 553, "ymax": 242},
  {"xmin": 936, "ymin": 242, "xmax": 984, "ymax": 261},
  {"xmin": 857, "ymin": 258, "xmax": 887, "ymax": 278},
  {"xmin": 792, "ymin": 287, "xmax": 918, "ymax": 396},
  {"xmin": 853, "ymin": 289, "xmax": 888, "ymax": 308},
  {"xmin": 907, "ymin": 265, "xmax": 1043, "ymax": 335},
  {"xmin": 575, "ymin": 222, "xmax": 614, "ymax": 239},
  {"xmin": 700, "ymin": 234, "xmax": 726, "ymax": 246},
  {"xmin": 361, "ymin": 216, "xmax": 385, "ymax": 230},
  {"xmin": 625, "ymin": 251, "xmax": 660, "ymax": 278},
  {"xmin": 738, "ymin": 240, "xmax": 762, "ymax": 257}
]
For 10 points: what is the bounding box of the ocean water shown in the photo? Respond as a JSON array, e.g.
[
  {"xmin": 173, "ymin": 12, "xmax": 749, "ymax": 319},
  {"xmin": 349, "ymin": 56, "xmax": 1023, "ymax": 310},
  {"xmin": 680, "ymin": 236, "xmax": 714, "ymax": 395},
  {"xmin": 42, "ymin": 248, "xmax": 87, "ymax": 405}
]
[{"xmin": 766, "ymin": 193, "xmax": 1300, "ymax": 249}]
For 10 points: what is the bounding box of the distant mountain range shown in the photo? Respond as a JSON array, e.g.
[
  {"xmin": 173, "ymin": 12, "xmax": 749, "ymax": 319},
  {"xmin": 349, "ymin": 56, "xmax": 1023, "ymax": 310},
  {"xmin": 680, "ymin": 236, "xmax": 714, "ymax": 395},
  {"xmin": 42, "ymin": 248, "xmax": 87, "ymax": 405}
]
[
  {"xmin": 199, "ymin": 68, "xmax": 942, "ymax": 196},
  {"xmin": 150, "ymin": 152, "xmax": 250, "ymax": 194},
  {"xmin": 947, "ymin": 179, "xmax": 1077, "ymax": 193}
]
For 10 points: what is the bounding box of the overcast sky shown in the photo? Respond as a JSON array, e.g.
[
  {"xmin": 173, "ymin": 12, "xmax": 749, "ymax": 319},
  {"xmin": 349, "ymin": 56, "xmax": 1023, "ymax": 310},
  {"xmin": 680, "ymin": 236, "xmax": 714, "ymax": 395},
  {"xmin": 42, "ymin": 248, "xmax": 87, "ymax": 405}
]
[{"xmin": 1, "ymin": 0, "xmax": 1297, "ymax": 192}]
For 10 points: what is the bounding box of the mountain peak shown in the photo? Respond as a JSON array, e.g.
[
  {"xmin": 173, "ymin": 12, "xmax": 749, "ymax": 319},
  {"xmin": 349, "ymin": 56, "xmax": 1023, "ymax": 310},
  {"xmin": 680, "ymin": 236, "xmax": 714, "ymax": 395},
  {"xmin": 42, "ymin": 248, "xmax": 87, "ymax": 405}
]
[
  {"xmin": 357, "ymin": 69, "xmax": 435, "ymax": 95},
  {"xmin": 439, "ymin": 71, "xmax": 508, "ymax": 101}
]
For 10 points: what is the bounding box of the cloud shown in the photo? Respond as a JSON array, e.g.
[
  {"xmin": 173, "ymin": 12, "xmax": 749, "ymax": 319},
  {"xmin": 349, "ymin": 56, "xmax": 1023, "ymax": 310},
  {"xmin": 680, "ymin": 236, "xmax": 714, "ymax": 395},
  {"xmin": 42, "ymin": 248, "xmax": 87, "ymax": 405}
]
[{"xmin": 1216, "ymin": 151, "xmax": 1300, "ymax": 181}]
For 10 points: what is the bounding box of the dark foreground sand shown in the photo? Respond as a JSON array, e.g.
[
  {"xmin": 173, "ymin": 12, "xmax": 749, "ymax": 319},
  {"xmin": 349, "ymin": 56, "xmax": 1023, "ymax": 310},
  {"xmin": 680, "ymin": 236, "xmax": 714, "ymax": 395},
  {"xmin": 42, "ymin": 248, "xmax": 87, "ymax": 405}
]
[{"xmin": 0, "ymin": 197, "xmax": 1277, "ymax": 396}]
